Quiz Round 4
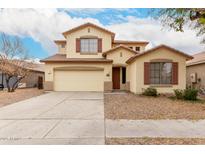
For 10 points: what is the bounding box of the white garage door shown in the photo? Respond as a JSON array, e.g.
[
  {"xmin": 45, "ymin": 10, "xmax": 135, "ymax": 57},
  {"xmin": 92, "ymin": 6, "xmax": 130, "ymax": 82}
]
[{"xmin": 54, "ymin": 70, "xmax": 104, "ymax": 91}]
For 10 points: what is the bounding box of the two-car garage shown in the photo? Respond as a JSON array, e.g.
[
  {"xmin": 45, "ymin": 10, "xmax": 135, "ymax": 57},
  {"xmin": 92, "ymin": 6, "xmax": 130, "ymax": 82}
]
[{"xmin": 54, "ymin": 68, "xmax": 104, "ymax": 92}]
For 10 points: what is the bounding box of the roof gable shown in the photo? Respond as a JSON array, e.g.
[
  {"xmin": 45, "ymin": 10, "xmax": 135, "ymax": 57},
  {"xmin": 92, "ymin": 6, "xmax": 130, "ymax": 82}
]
[
  {"xmin": 62, "ymin": 22, "xmax": 115, "ymax": 38},
  {"xmin": 102, "ymin": 44, "xmax": 139, "ymax": 57},
  {"xmin": 126, "ymin": 44, "xmax": 193, "ymax": 64}
]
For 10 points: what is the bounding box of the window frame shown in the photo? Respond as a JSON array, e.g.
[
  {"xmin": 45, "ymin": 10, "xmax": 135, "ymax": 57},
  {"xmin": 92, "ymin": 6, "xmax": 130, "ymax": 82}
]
[
  {"xmin": 135, "ymin": 46, "xmax": 140, "ymax": 51},
  {"xmin": 150, "ymin": 62, "xmax": 172, "ymax": 85},
  {"xmin": 61, "ymin": 44, "xmax": 66, "ymax": 48},
  {"xmin": 80, "ymin": 38, "xmax": 98, "ymax": 53}
]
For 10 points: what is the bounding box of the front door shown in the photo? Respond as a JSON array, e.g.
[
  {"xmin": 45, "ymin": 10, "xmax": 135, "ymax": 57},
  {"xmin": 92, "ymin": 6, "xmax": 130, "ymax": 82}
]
[{"xmin": 112, "ymin": 67, "xmax": 120, "ymax": 89}]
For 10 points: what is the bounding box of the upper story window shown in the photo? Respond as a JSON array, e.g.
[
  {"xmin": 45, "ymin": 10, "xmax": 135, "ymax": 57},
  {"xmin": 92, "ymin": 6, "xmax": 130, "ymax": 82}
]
[
  {"xmin": 129, "ymin": 47, "xmax": 133, "ymax": 49},
  {"xmin": 135, "ymin": 47, "xmax": 140, "ymax": 51},
  {"xmin": 150, "ymin": 62, "xmax": 172, "ymax": 84},
  {"xmin": 80, "ymin": 38, "xmax": 98, "ymax": 53},
  {"xmin": 61, "ymin": 44, "xmax": 66, "ymax": 48}
]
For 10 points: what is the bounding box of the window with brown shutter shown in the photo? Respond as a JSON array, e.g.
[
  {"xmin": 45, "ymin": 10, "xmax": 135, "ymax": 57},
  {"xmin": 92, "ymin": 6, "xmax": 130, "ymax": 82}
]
[
  {"xmin": 144, "ymin": 62, "xmax": 150, "ymax": 84},
  {"xmin": 149, "ymin": 62, "xmax": 173, "ymax": 85},
  {"xmin": 76, "ymin": 38, "xmax": 80, "ymax": 52},
  {"xmin": 98, "ymin": 38, "xmax": 102, "ymax": 52},
  {"xmin": 172, "ymin": 62, "xmax": 178, "ymax": 84},
  {"xmin": 80, "ymin": 38, "xmax": 98, "ymax": 53}
]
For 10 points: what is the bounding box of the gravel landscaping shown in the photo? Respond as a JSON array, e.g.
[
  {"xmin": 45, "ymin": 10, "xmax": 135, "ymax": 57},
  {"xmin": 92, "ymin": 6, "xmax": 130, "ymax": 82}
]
[
  {"xmin": 0, "ymin": 88, "xmax": 45, "ymax": 107},
  {"xmin": 106, "ymin": 138, "xmax": 205, "ymax": 145},
  {"xmin": 105, "ymin": 93, "xmax": 205, "ymax": 120}
]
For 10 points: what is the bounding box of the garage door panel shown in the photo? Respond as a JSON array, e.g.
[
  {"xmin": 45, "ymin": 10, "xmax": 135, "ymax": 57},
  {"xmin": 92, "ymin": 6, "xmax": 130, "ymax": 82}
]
[{"xmin": 54, "ymin": 70, "xmax": 104, "ymax": 91}]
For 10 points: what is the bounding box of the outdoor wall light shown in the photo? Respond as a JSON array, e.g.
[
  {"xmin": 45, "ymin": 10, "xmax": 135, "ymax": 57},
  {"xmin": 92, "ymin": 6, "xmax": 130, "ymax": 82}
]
[{"xmin": 48, "ymin": 71, "xmax": 52, "ymax": 75}]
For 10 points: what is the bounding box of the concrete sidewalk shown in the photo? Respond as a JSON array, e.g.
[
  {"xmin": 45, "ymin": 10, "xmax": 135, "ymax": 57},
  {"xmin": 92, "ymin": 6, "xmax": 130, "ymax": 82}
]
[
  {"xmin": 106, "ymin": 119, "xmax": 205, "ymax": 138},
  {"xmin": 0, "ymin": 92, "xmax": 105, "ymax": 145}
]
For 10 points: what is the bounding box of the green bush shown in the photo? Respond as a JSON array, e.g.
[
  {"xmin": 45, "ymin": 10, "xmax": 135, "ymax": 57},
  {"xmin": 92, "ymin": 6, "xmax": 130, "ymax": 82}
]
[
  {"xmin": 174, "ymin": 88, "xmax": 198, "ymax": 101},
  {"xmin": 142, "ymin": 87, "xmax": 158, "ymax": 97},
  {"xmin": 174, "ymin": 89, "xmax": 184, "ymax": 99},
  {"xmin": 183, "ymin": 88, "xmax": 198, "ymax": 101}
]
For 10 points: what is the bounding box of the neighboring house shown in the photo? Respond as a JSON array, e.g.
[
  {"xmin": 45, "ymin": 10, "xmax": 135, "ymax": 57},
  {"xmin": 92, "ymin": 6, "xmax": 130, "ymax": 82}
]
[
  {"xmin": 186, "ymin": 51, "xmax": 205, "ymax": 89},
  {"xmin": 41, "ymin": 22, "xmax": 192, "ymax": 93},
  {"xmin": 0, "ymin": 62, "xmax": 45, "ymax": 89}
]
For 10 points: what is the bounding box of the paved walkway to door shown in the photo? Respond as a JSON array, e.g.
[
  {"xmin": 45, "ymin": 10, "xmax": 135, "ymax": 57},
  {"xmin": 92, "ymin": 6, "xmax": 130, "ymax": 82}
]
[
  {"xmin": 0, "ymin": 92, "xmax": 104, "ymax": 145},
  {"xmin": 106, "ymin": 119, "xmax": 205, "ymax": 138}
]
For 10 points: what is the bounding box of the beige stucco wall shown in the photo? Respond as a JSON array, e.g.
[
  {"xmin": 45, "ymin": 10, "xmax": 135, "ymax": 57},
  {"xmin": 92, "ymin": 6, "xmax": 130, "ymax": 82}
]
[
  {"xmin": 106, "ymin": 48, "xmax": 136, "ymax": 66},
  {"xmin": 127, "ymin": 62, "xmax": 137, "ymax": 93},
  {"xmin": 65, "ymin": 26, "xmax": 112, "ymax": 58},
  {"xmin": 128, "ymin": 48, "xmax": 187, "ymax": 94},
  {"xmin": 57, "ymin": 44, "xmax": 66, "ymax": 54},
  {"xmin": 106, "ymin": 48, "xmax": 136, "ymax": 90},
  {"xmin": 45, "ymin": 62, "xmax": 112, "ymax": 83},
  {"xmin": 186, "ymin": 63, "xmax": 205, "ymax": 89}
]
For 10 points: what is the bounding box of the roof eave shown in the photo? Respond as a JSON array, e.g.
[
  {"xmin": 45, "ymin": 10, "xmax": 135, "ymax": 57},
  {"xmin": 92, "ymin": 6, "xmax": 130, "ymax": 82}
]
[
  {"xmin": 126, "ymin": 45, "xmax": 193, "ymax": 64},
  {"xmin": 62, "ymin": 22, "xmax": 115, "ymax": 38},
  {"xmin": 102, "ymin": 45, "xmax": 138, "ymax": 57}
]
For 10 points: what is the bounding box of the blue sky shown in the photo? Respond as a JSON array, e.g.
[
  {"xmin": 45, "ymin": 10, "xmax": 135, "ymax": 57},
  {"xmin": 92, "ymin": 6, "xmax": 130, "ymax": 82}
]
[
  {"xmin": 0, "ymin": 8, "xmax": 203, "ymax": 60},
  {"xmin": 64, "ymin": 9, "xmax": 150, "ymax": 24}
]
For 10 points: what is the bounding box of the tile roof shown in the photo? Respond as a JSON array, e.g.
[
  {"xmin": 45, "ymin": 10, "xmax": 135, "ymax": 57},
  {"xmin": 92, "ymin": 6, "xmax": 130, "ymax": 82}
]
[
  {"xmin": 186, "ymin": 51, "xmax": 205, "ymax": 66},
  {"xmin": 62, "ymin": 22, "xmax": 115, "ymax": 38},
  {"xmin": 113, "ymin": 40, "xmax": 149, "ymax": 45},
  {"xmin": 102, "ymin": 44, "xmax": 139, "ymax": 57},
  {"xmin": 40, "ymin": 54, "xmax": 113, "ymax": 63},
  {"xmin": 126, "ymin": 44, "xmax": 193, "ymax": 64}
]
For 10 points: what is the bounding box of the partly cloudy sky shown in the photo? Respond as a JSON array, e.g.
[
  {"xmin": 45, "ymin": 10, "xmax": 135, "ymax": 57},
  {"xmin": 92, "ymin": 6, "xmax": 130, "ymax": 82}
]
[{"xmin": 0, "ymin": 8, "xmax": 204, "ymax": 59}]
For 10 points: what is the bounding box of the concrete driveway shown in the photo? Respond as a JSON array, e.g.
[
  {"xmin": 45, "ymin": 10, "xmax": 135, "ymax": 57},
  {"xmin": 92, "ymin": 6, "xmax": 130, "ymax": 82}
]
[{"xmin": 0, "ymin": 92, "xmax": 104, "ymax": 145}]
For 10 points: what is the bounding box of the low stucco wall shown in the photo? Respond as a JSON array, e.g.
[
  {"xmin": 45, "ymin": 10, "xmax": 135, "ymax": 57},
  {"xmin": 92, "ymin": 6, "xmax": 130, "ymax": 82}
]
[
  {"xmin": 21, "ymin": 71, "xmax": 44, "ymax": 88},
  {"xmin": 128, "ymin": 48, "xmax": 187, "ymax": 94}
]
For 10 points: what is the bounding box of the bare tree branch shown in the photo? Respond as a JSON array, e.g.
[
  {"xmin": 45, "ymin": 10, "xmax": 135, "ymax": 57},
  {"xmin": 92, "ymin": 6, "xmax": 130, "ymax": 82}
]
[{"xmin": 0, "ymin": 33, "xmax": 32, "ymax": 92}]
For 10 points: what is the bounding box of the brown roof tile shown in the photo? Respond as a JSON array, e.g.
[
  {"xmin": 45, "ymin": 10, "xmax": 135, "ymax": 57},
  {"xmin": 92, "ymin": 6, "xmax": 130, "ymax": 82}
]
[
  {"xmin": 186, "ymin": 51, "xmax": 205, "ymax": 66},
  {"xmin": 102, "ymin": 44, "xmax": 139, "ymax": 57},
  {"xmin": 113, "ymin": 40, "xmax": 149, "ymax": 45},
  {"xmin": 40, "ymin": 54, "xmax": 113, "ymax": 63},
  {"xmin": 62, "ymin": 22, "xmax": 115, "ymax": 38},
  {"xmin": 54, "ymin": 40, "xmax": 66, "ymax": 44}
]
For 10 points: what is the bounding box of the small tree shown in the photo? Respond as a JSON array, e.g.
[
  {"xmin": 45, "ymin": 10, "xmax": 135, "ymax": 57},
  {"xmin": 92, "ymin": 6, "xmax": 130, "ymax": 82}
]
[
  {"xmin": 0, "ymin": 33, "xmax": 33, "ymax": 92},
  {"xmin": 152, "ymin": 8, "xmax": 205, "ymax": 43}
]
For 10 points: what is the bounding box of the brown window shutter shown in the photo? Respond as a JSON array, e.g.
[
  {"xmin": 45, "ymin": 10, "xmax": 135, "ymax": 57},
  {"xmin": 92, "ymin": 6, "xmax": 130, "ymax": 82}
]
[
  {"xmin": 172, "ymin": 62, "xmax": 178, "ymax": 84},
  {"xmin": 144, "ymin": 62, "xmax": 150, "ymax": 85},
  {"xmin": 76, "ymin": 38, "xmax": 80, "ymax": 53},
  {"xmin": 98, "ymin": 38, "xmax": 102, "ymax": 52}
]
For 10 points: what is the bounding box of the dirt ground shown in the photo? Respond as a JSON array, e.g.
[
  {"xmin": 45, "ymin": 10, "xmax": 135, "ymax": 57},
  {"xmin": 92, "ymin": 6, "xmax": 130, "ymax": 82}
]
[
  {"xmin": 105, "ymin": 93, "xmax": 205, "ymax": 120},
  {"xmin": 106, "ymin": 137, "xmax": 205, "ymax": 145},
  {"xmin": 0, "ymin": 88, "xmax": 45, "ymax": 107}
]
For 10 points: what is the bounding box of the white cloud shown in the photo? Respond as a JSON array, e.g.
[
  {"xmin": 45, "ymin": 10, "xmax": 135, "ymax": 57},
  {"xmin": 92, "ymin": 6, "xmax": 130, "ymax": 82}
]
[
  {"xmin": 0, "ymin": 8, "xmax": 100, "ymax": 54},
  {"xmin": 0, "ymin": 8, "xmax": 203, "ymax": 56},
  {"xmin": 106, "ymin": 16, "xmax": 204, "ymax": 54}
]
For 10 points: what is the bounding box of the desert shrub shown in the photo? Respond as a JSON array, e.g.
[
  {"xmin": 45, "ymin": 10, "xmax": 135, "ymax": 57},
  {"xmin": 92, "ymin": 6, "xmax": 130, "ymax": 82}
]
[
  {"xmin": 142, "ymin": 87, "xmax": 158, "ymax": 97},
  {"xmin": 174, "ymin": 89, "xmax": 184, "ymax": 99},
  {"xmin": 183, "ymin": 88, "xmax": 198, "ymax": 101},
  {"xmin": 173, "ymin": 88, "xmax": 198, "ymax": 101}
]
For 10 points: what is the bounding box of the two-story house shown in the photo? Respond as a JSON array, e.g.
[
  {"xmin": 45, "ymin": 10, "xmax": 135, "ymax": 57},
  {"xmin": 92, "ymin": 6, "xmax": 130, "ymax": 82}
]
[{"xmin": 41, "ymin": 22, "xmax": 193, "ymax": 93}]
